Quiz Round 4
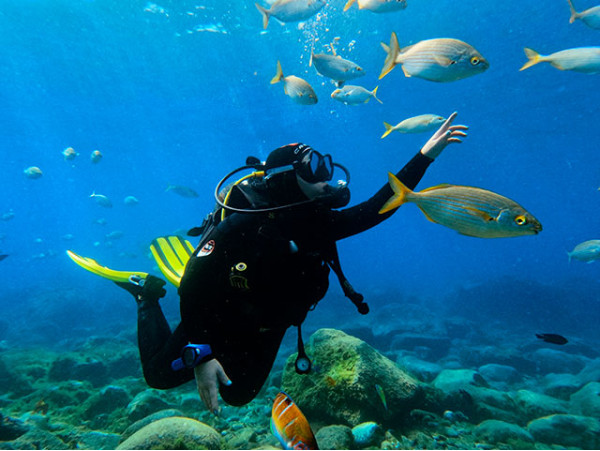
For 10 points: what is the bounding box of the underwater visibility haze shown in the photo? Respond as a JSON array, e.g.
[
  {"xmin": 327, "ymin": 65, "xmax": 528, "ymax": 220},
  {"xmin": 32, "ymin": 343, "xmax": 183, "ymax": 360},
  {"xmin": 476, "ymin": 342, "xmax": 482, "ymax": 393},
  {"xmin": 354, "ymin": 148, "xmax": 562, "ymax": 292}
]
[{"xmin": 1, "ymin": 0, "xmax": 600, "ymax": 449}]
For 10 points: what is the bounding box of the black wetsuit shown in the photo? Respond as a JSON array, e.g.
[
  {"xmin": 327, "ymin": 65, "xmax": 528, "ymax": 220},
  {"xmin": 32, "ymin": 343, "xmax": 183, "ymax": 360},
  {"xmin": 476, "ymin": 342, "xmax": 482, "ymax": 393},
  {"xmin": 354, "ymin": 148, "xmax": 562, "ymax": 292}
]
[{"xmin": 137, "ymin": 151, "xmax": 433, "ymax": 405}]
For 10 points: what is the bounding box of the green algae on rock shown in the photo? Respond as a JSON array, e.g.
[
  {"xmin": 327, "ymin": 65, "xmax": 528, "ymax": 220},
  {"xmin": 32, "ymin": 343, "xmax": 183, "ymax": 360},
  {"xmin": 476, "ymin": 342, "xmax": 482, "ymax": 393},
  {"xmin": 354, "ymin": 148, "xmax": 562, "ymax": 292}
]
[
  {"xmin": 116, "ymin": 417, "xmax": 221, "ymax": 450},
  {"xmin": 281, "ymin": 328, "xmax": 426, "ymax": 427}
]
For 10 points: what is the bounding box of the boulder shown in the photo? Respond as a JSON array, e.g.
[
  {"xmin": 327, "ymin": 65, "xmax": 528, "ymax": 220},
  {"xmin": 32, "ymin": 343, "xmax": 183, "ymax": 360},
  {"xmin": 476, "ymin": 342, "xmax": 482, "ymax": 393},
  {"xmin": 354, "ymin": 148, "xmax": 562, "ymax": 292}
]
[
  {"xmin": 432, "ymin": 369, "xmax": 489, "ymax": 393},
  {"xmin": 570, "ymin": 382, "xmax": 600, "ymax": 417},
  {"xmin": 474, "ymin": 419, "xmax": 534, "ymax": 448},
  {"xmin": 478, "ymin": 364, "xmax": 520, "ymax": 384},
  {"xmin": 126, "ymin": 389, "xmax": 171, "ymax": 422},
  {"xmin": 397, "ymin": 355, "xmax": 442, "ymax": 382},
  {"xmin": 6, "ymin": 427, "xmax": 68, "ymax": 450},
  {"xmin": 541, "ymin": 373, "xmax": 582, "ymax": 400},
  {"xmin": 47, "ymin": 357, "xmax": 109, "ymax": 387},
  {"xmin": 531, "ymin": 348, "xmax": 588, "ymax": 375},
  {"xmin": 511, "ymin": 389, "xmax": 568, "ymax": 422},
  {"xmin": 528, "ymin": 414, "xmax": 600, "ymax": 449},
  {"xmin": 119, "ymin": 409, "xmax": 184, "ymax": 443},
  {"xmin": 0, "ymin": 413, "xmax": 29, "ymax": 441},
  {"xmin": 83, "ymin": 385, "xmax": 132, "ymax": 419},
  {"xmin": 76, "ymin": 431, "xmax": 121, "ymax": 450},
  {"xmin": 116, "ymin": 417, "xmax": 221, "ymax": 450},
  {"xmin": 352, "ymin": 422, "xmax": 384, "ymax": 448},
  {"xmin": 314, "ymin": 425, "xmax": 354, "ymax": 450},
  {"xmin": 389, "ymin": 334, "xmax": 451, "ymax": 360},
  {"xmin": 281, "ymin": 329, "xmax": 426, "ymax": 427}
]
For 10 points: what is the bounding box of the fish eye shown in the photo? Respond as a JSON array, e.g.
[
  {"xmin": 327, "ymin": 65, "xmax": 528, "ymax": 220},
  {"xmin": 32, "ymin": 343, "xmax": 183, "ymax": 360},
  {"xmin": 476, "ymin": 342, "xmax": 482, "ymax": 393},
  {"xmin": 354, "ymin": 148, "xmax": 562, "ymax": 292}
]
[
  {"xmin": 515, "ymin": 215, "xmax": 528, "ymax": 226},
  {"xmin": 470, "ymin": 56, "xmax": 480, "ymax": 65}
]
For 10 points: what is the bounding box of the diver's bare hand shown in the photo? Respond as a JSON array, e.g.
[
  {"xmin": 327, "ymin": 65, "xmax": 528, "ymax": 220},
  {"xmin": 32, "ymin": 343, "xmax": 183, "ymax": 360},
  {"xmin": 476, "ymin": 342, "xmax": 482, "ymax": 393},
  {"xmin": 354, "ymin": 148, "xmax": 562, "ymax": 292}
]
[
  {"xmin": 420, "ymin": 112, "xmax": 468, "ymax": 160},
  {"xmin": 193, "ymin": 359, "xmax": 232, "ymax": 415}
]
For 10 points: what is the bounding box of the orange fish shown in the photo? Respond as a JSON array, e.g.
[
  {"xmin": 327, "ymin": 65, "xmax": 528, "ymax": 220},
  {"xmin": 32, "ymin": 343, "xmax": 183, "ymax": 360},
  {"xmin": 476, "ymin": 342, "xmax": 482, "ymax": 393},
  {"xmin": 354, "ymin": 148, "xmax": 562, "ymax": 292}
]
[{"xmin": 271, "ymin": 391, "xmax": 318, "ymax": 450}]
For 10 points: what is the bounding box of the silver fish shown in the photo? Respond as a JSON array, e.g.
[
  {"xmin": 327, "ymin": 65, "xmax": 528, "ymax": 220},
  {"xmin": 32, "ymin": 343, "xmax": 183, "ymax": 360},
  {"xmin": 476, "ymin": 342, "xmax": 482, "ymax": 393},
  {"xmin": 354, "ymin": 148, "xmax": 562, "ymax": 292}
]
[
  {"xmin": 379, "ymin": 173, "xmax": 542, "ymax": 238},
  {"xmin": 90, "ymin": 192, "xmax": 113, "ymax": 208},
  {"xmin": 271, "ymin": 61, "xmax": 318, "ymax": 105},
  {"xmin": 344, "ymin": 0, "xmax": 406, "ymax": 13},
  {"xmin": 24, "ymin": 166, "xmax": 43, "ymax": 179},
  {"xmin": 330, "ymin": 85, "xmax": 382, "ymax": 105},
  {"xmin": 567, "ymin": 239, "xmax": 600, "ymax": 262},
  {"xmin": 311, "ymin": 50, "xmax": 365, "ymax": 86},
  {"xmin": 62, "ymin": 147, "xmax": 78, "ymax": 161},
  {"xmin": 124, "ymin": 195, "xmax": 139, "ymax": 206},
  {"xmin": 255, "ymin": 0, "xmax": 326, "ymax": 29},
  {"xmin": 520, "ymin": 47, "xmax": 600, "ymax": 73},
  {"xmin": 567, "ymin": 0, "xmax": 600, "ymax": 29},
  {"xmin": 380, "ymin": 32, "xmax": 489, "ymax": 82},
  {"xmin": 106, "ymin": 230, "xmax": 124, "ymax": 240},
  {"xmin": 166, "ymin": 184, "xmax": 199, "ymax": 198},
  {"xmin": 381, "ymin": 114, "xmax": 445, "ymax": 138},
  {"xmin": 90, "ymin": 150, "xmax": 103, "ymax": 164}
]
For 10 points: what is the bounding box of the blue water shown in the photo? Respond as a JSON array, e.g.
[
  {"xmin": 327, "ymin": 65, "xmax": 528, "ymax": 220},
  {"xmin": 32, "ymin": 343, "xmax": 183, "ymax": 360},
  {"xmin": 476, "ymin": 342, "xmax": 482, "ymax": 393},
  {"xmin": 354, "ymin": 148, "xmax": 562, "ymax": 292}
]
[{"xmin": 1, "ymin": 0, "xmax": 599, "ymax": 351}]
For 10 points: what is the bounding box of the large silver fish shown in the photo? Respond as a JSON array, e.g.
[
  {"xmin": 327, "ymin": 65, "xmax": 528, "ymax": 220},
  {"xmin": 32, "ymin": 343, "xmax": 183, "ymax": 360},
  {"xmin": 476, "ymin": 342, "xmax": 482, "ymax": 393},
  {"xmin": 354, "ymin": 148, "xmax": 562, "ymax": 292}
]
[
  {"xmin": 255, "ymin": 0, "xmax": 326, "ymax": 29},
  {"xmin": 381, "ymin": 114, "xmax": 445, "ymax": 138},
  {"xmin": 379, "ymin": 173, "xmax": 542, "ymax": 238},
  {"xmin": 379, "ymin": 32, "xmax": 489, "ymax": 82},
  {"xmin": 568, "ymin": 240, "xmax": 600, "ymax": 263},
  {"xmin": 271, "ymin": 61, "xmax": 318, "ymax": 105},
  {"xmin": 343, "ymin": 0, "xmax": 406, "ymax": 13},
  {"xmin": 520, "ymin": 47, "xmax": 600, "ymax": 73},
  {"xmin": 567, "ymin": 0, "xmax": 600, "ymax": 29},
  {"xmin": 311, "ymin": 50, "xmax": 365, "ymax": 86}
]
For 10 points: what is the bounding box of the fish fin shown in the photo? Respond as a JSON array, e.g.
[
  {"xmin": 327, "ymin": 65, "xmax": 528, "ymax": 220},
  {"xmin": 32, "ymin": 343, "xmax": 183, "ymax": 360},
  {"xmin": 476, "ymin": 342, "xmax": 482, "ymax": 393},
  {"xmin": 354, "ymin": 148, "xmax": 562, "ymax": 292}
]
[
  {"xmin": 255, "ymin": 3, "xmax": 270, "ymax": 29},
  {"xmin": 372, "ymin": 86, "xmax": 383, "ymax": 104},
  {"xmin": 433, "ymin": 55, "xmax": 454, "ymax": 67},
  {"xmin": 343, "ymin": 0, "xmax": 357, "ymax": 11},
  {"xmin": 401, "ymin": 65, "xmax": 411, "ymax": 77},
  {"xmin": 464, "ymin": 206, "xmax": 496, "ymax": 222},
  {"xmin": 420, "ymin": 184, "xmax": 453, "ymax": 192},
  {"xmin": 336, "ymin": 80, "xmax": 345, "ymax": 88},
  {"xmin": 381, "ymin": 42, "xmax": 390, "ymax": 53},
  {"xmin": 379, "ymin": 32, "xmax": 400, "ymax": 79},
  {"xmin": 567, "ymin": 251, "xmax": 572, "ymax": 263},
  {"xmin": 567, "ymin": 0, "xmax": 578, "ymax": 23},
  {"xmin": 519, "ymin": 48, "xmax": 542, "ymax": 71},
  {"xmin": 271, "ymin": 61, "xmax": 284, "ymax": 84},
  {"xmin": 381, "ymin": 122, "xmax": 394, "ymax": 139},
  {"xmin": 379, "ymin": 172, "xmax": 411, "ymax": 214}
]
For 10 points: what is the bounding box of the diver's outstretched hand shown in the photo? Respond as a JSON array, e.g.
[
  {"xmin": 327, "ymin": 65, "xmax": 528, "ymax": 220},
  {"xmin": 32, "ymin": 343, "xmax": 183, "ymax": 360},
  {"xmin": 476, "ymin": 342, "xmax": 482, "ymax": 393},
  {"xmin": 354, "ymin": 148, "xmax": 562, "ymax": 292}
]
[
  {"xmin": 420, "ymin": 112, "xmax": 468, "ymax": 160},
  {"xmin": 194, "ymin": 358, "xmax": 232, "ymax": 415}
]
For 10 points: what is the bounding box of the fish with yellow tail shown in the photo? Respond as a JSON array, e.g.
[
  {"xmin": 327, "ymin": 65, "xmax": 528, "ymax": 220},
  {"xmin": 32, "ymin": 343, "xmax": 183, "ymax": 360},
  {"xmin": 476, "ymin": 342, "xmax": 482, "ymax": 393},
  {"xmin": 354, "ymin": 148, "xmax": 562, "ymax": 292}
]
[
  {"xmin": 379, "ymin": 32, "xmax": 489, "ymax": 82},
  {"xmin": 331, "ymin": 85, "xmax": 382, "ymax": 105},
  {"xmin": 255, "ymin": 0, "xmax": 326, "ymax": 29},
  {"xmin": 271, "ymin": 391, "xmax": 318, "ymax": 450},
  {"xmin": 272, "ymin": 61, "xmax": 318, "ymax": 105},
  {"xmin": 381, "ymin": 114, "xmax": 445, "ymax": 138},
  {"xmin": 567, "ymin": 0, "xmax": 600, "ymax": 29},
  {"xmin": 343, "ymin": 0, "xmax": 406, "ymax": 13},
  {"xmin": 379, "ymin": 173, "xmax": 542, "ymax": 238},
  {"xmin": 519, "ymin": 47, "xmax": 600, "ymax": 74}
]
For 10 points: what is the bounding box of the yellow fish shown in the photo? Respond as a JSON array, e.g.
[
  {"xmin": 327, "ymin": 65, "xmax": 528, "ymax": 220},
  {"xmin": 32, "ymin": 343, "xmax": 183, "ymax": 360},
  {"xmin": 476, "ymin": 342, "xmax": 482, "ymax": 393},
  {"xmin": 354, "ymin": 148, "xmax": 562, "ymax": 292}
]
[
  {"xmin": 255, "ymin": 0, "xmax": 326, "ymax": 29},
  {"xmin": 379, "ymin": 173, "xmax": 542, "ymax": 238},
  {"xmin": 379, "ymin": 32, "xmax": 489, "ymax": 82},
  {"xmin": 343, "ymin": 0, "xmax": 406, "ymax": 13},
  {"xmin": 381, "ymin": 114, "xmax": 445, "ymax": 138},
  {"xmin": 271, "ymin": 61, "xmax": 318, "ymax": 105},
  {"xmin": 567, "ymin": 0, "xmax": 600, "ymax": 29},
  {"xmin": 520, "ymin": 47, "xmax": 600, "ymax": 73}
]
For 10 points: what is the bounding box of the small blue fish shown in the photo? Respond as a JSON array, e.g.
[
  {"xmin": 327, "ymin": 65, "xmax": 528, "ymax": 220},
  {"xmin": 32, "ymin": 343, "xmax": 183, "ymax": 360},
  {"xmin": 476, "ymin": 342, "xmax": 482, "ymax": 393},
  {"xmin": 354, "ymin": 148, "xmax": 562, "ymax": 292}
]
[
  {"xmin": 375, "ymin": 384, "xmax": 387, "ymax": 411},
  {"xmin": 166, "ymin": 185, "xmax": 199, "ymax": 198}
]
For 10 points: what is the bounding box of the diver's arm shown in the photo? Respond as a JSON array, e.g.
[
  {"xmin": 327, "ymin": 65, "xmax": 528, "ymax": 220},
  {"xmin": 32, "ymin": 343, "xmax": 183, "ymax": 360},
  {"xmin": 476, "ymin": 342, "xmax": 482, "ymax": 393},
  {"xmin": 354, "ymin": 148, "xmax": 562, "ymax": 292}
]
[
  {"xmin": 330, "ymin": 113, "xmax": 467, "ymax": 240},
  {"xmin": 194, "ymin": 359, "xmax": 232, "ymax": 415}
]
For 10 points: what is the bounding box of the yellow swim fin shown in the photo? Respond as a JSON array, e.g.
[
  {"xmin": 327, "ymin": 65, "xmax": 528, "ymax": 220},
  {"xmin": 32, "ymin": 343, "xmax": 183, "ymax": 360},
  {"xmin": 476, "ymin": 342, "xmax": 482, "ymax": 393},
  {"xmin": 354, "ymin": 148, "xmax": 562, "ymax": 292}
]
[
  {"xmin": 66, "ymin": 250, "xmax": 148, "ymax": 284},
  {"xmin": 149, "ymin": 236, "xmax": 194, "ymax": 288}
]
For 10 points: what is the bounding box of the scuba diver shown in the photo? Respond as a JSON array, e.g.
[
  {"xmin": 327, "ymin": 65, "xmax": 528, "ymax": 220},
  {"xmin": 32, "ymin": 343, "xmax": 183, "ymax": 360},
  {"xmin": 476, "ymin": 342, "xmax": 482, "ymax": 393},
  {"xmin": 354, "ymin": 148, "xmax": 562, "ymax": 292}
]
[{"xmin": 110, "ymin": 112, "xmax": 467, "ymax": 414}]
